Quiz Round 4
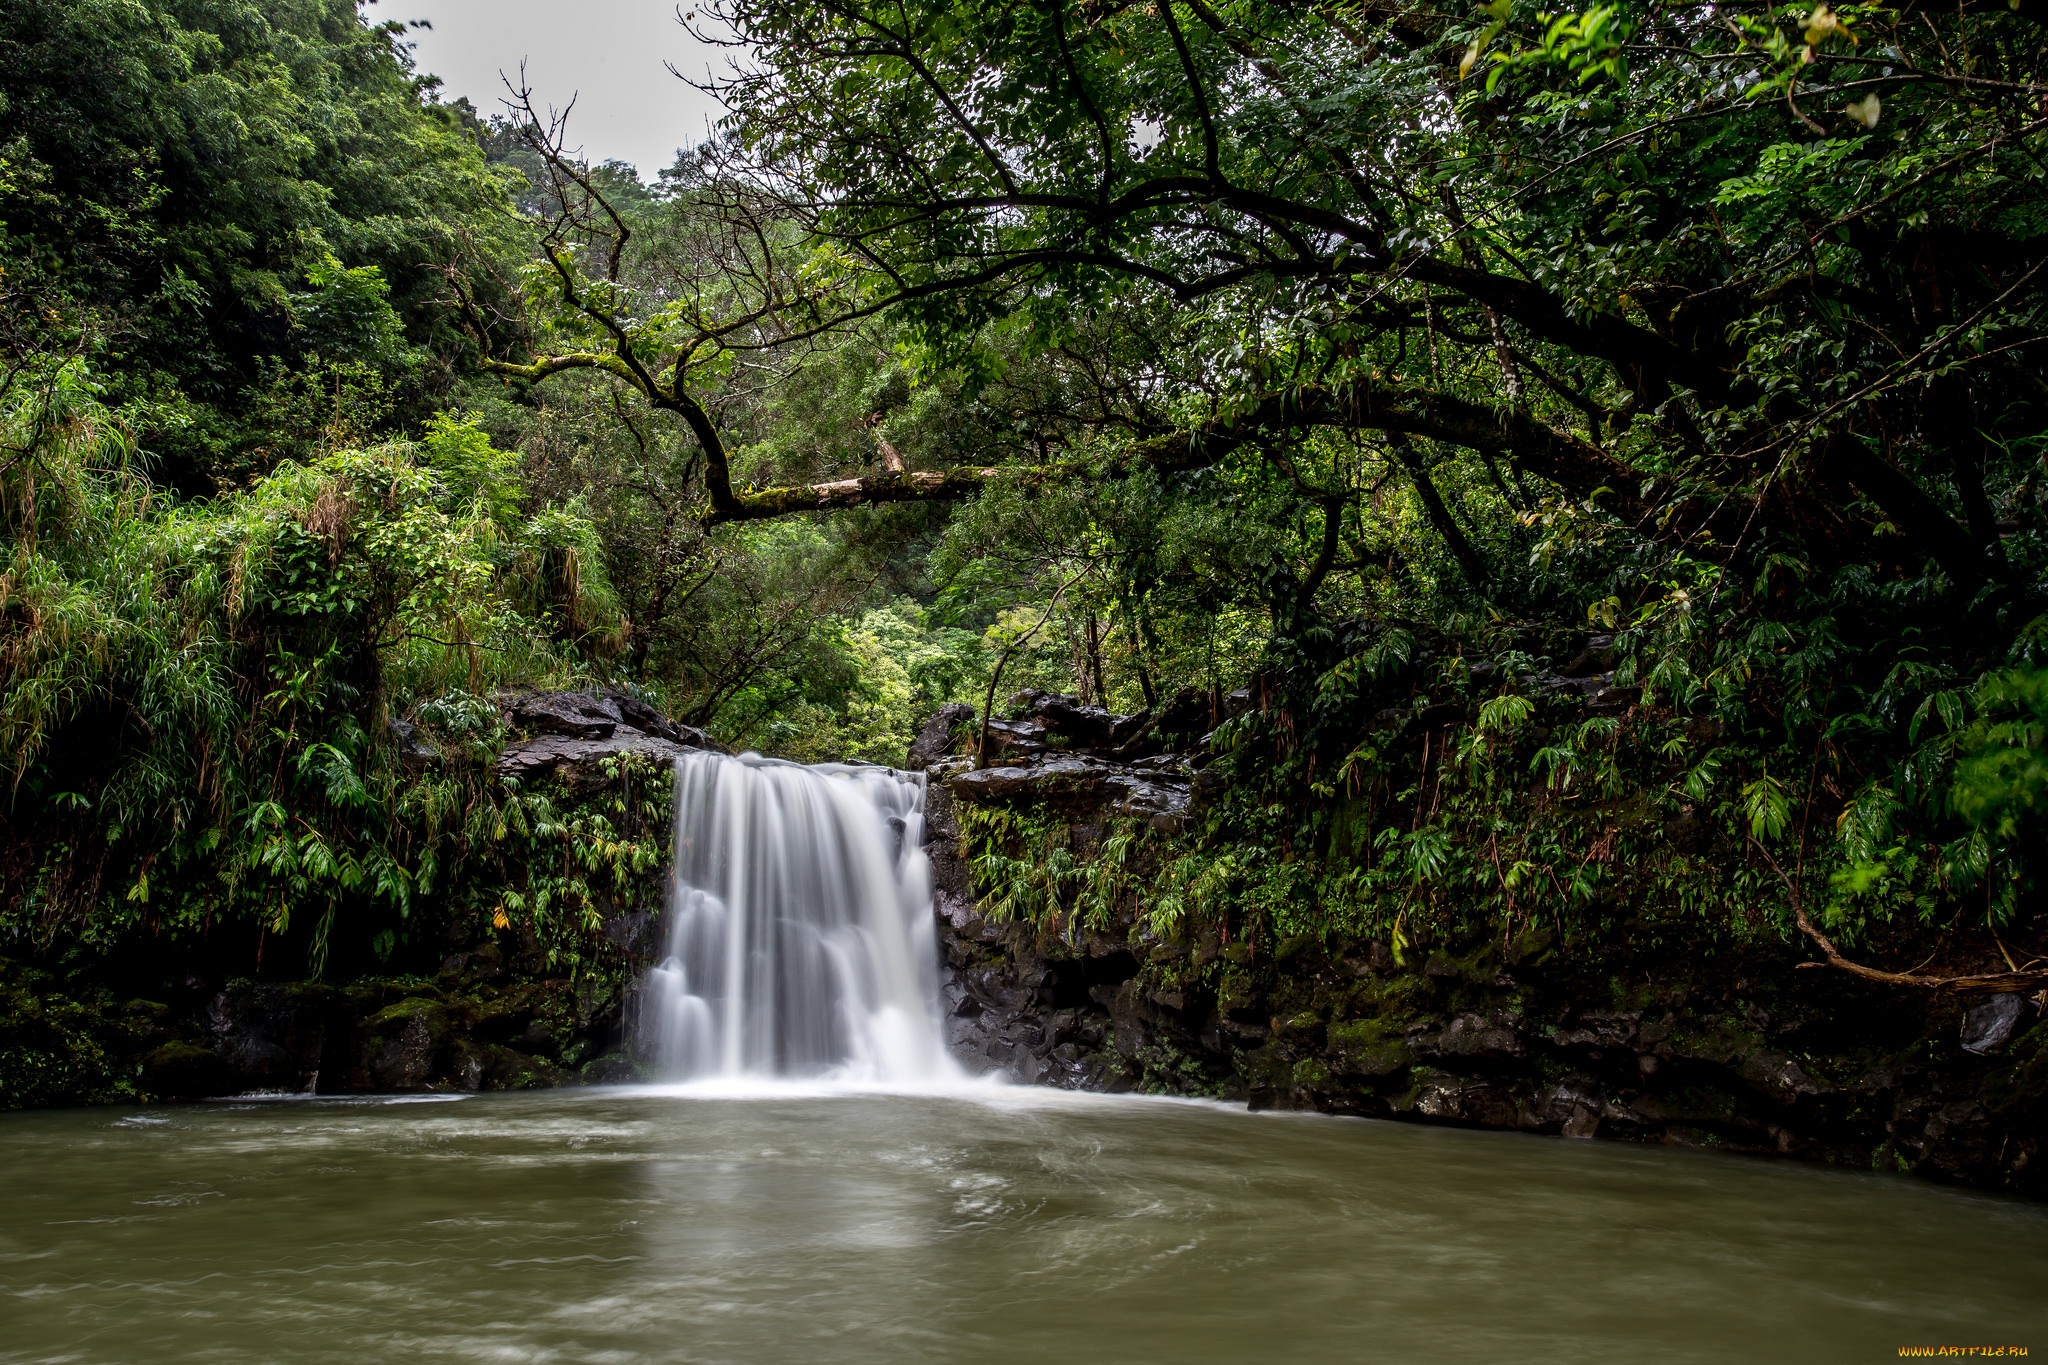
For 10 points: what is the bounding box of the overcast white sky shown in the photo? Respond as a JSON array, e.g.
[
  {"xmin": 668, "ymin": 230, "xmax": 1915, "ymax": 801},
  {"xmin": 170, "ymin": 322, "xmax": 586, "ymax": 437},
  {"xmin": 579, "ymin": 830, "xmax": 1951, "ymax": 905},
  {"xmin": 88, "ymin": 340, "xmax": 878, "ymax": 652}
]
[{"xmin": 392, "ymin": 0, "xmax": 732, "ymax": 177}]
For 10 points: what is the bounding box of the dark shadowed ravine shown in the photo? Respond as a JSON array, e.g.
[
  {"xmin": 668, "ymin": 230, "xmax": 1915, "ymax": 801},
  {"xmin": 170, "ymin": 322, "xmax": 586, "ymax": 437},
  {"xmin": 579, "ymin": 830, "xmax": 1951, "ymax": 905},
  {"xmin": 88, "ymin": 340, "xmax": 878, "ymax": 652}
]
[{"xmin": 1, "ymin": 1084, "xmax": 2041, "ymax": 1365}]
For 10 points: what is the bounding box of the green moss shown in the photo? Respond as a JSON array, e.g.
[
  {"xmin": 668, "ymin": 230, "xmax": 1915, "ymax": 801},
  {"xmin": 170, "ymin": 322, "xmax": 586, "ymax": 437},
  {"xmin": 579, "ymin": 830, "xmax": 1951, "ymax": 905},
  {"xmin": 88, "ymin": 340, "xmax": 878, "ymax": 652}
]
[
  {"xmin": 1327, "ymin": 1018, "xmax": 1414, "ymax": 1077},
  {"xmin": 1292, "ymin": 1057, "xmax": 1334, "ymax": 1090},
  {"xmin": 0, "ymin": 959, "xmax": 146, "ymax": 1108}
]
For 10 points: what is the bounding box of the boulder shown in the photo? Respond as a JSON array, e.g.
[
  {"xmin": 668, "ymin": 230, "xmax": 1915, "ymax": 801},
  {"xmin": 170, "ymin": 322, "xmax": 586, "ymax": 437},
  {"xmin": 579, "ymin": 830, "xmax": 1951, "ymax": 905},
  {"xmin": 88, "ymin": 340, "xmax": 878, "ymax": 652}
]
[
  {"xmin": 1150, "ymin": 688, "xmax": 1217, "ymax": 744},
  {"xmin": 950, "ymin": 754, "xmax": 1107, "ymax": 806},
  {"xmin": 139, "ymin": 1041, "xmax": 234, "ymax": 1099},
  {"xmin": 1589, "ymin": 684, "xmax": 1642, "ymax": 714},
  {"xmin": 387, "ymin": 718, "xmax": 442, "ymax": 770},
  {"xmin": 1961, "ymin": 993, "xmax": 2029, "ymax": 1056},
  {"xmin": 1524, "ymin": 1077, "xmax": 1611, "ymax": 1138},
  {"xmin": 1736, "ymin": 1049, "xmax": 1827, "ymax": 1106},
  {"xmin": 999, "ymin": 691, "xmax": 1156, "ymax": 754},
  {"xmin": 1412, "ymin": 701, "xmax": 1469, "ymax": 731},
  {"xmin": 1103, "ymin": 767, "xmax": 1192, "ymax": 831},
  {"xmin": 1532, "ymin": 672, "xmax": 1612, "ymax": 700},
  {"xmin": 494, "ymin": 690, "xmax": 725, "ymax": 784},
  {"xmin": 1031, "ymin": 694, "xmax": 1117, "ymax": 747},
  {"xmin": 500, "ymin": 689, "xmax": 726, "ymax": 751},
  {"xmin": 496, "ymin": 732, "xmax": 702, "ymax": 785},
  {"xmin": 1549, "ymin": 1010, "xmax": 1641, "ymax": 1050},
  {"xmin": 505, "ymin": 691, "xmax": 618, "ymax": 739},
  {"xmin": 906, "ymin": 703, "xmax": 976, "ymax": 770},
  {"xmin": 1108, "ymin": 709, "xmax": 1152, "ymax": 748},
  {"xmin": 1559, "ymin": 634, "xmax": 1616, "ymax": 677},
  {"xmin": 1429, "ymin": 1010, "xmax": 1526, "ymax": 1060},
  {"xmin": 610, "ymin": 693, "xmax": 705, "ymax": 745},
  {"xmin": 370, "ymin": 1009, "xmax": 439, "ymax": 1090},
  {"xmin": 1408, "ymin": 1073, "xmax": 1520, "ymax": 1127},
  {"xmin": 947, "ymin": 752, "xmax": 1192, "ymax": 829},
  {"xmin": 981, "ymin": 717, "xmax": 1049, "ymax": 759}
]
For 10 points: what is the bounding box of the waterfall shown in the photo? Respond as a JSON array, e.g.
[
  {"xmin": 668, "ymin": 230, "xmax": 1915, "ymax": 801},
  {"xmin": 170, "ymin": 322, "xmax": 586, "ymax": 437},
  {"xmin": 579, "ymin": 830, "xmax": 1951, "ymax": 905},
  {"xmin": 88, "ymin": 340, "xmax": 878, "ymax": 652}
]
[{"xmin": 641, "ymin": 751, "xmax": 957, "ymax": 1084}]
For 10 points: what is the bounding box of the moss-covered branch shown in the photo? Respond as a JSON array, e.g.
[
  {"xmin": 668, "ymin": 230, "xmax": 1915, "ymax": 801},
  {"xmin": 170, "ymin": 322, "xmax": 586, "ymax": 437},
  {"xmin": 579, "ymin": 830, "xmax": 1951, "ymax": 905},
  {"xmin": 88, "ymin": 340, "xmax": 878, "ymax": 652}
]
[
  {"xmin": 481, "ymin": 352, "xmax": 638, "ymax": 383},
  {"xmin": 707, "ymin": 466, "xmax": 1009, "ymax": 523}
]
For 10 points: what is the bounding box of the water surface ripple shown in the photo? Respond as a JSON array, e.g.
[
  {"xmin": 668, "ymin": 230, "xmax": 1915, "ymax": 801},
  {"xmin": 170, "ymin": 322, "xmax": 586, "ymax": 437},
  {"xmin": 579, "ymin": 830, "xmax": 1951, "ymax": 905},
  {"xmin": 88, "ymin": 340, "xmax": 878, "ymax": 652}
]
[{"xmin": 1, "ymin": 1086, "xmax": 2041, "ymax": 1363}]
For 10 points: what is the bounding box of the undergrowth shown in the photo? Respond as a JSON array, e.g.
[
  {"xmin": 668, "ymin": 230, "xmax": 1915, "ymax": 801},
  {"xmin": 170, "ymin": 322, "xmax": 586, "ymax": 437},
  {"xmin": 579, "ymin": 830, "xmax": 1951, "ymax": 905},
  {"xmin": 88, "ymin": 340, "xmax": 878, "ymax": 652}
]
[
  {"xmin": 0, "ymin": 358, "xmax": 665, "ymax": 979},
  {"xmin": 959, "ymin": 567, "xmax": 2048, "ymax": 971}
]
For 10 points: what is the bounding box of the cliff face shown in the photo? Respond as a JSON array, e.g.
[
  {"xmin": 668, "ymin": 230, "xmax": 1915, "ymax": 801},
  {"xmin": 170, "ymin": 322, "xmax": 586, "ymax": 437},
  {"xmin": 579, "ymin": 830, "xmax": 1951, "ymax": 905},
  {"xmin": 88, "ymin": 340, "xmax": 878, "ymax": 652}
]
[
  {"xmin": 918, "ymin": 731, "xmax": 2048, "ymax": 1201},
  {"xmin": 0, "ymin": 947, "xmax": 646, "ymax": 1108}
]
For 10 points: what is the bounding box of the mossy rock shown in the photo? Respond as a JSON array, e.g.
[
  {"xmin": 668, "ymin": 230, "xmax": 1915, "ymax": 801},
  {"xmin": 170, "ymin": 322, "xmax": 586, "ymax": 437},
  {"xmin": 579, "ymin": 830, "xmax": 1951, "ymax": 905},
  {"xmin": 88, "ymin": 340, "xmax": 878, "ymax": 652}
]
[
  {"xmin": 1274, "ymin": 935, "xmax": 1317, "ymax": 963},
  {"xmin": 140, "ymin": 1041, "xmax": 232, "ymax": 1099},
  {"xmin": 0, "ymin": 960, "xmax": 145, "ymax": 1107},
  {"xmin": 1291, "ymin": 1057, "xmax": 1334, "ymax": 1091},
  {"xmin": 1328, "ymin": 1018, "xmax": 1414, "ymax": 1077}
]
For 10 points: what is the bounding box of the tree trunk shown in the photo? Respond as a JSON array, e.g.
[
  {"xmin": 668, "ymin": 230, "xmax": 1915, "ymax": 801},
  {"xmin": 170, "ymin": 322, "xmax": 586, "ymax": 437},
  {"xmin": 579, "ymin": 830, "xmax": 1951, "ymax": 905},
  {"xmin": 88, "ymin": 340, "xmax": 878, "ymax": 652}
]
[{"xmin": 1392, "ymin": 438, "xmax": 1489, "ymax": 588}]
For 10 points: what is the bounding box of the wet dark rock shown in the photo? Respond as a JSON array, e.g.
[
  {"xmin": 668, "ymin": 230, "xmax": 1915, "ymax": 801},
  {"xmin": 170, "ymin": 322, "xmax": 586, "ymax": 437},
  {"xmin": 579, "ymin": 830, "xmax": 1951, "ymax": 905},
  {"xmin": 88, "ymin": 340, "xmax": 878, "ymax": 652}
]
[
  {"xmin": 1589, "ymin": 685, "xmax": 1642, "ymax": 713},
  {"xmin": 1108, "ymin": 710, "xmax": 1152, "ymax": 748},
  {"xmin": 1961, "ymin": 993, "xmax": 2029, "ymax": 1056},
  {"xmin": 1030, "ymin": 693, "xmax": 1119, "ymax": 747},
  {"xmin": 387, "ymin": 719, "xmax": 442, "ymax": 770},
  {"xmin": 505, "ymin": 690, "xmax": 620, "ymax": 740},
  {"xmin": 945, "ymin": 753, "xmax": 1194, "ymax": 834},
  {"xmin": 1528, "ymin": 667, "xmax": 1627, "ymax": 708},
  {"xmin": 1000, "ymin": 691, "xmax": 1162, "ymax": 756},
  {"xmin": 929, "ymin": 871, "xmax": 2048, "ymax": 1197},
  {"xmin": 1560, "ymin": 635, "xmax": 1616, "ymax": 677},
  {"xmin": 1327, "ymin": 1021, "xmax": 1411, "ymax": 1077},
  {"xmin": 1526, "ymin": 1078, "xmax": 1610, "ymax": 1138},
  {"xmin": 1432, "ymin": 1011, "xmax": 1526, "ymax": 1060},
  {"xmin": 371, "ymin": 1010, "xmax": 437, "ymax": 1089},
  {"xmin": 1150, "ymin": 688, "xmax": 1218, "ymax": 744},
  {"xmin": 1408, "ymin": 1074, "xmax": 1520, "ymax": 1127},
  {"xmin": 494, "ymin": 690, "xmax": 726, "ymax": 785},
  {"xmin": 602, "ymin": 910, "xmax": 663, "ymax": 960},
  {"xmin": 980, "ymin": 718, "xmax": 1049, "ymax": 759},
  {"xmin": 438, "ymin": 943, "xmax": 506, "ymax": 985},
  {"xmin": 608, "ymin": 694, "xmax": 695, "ymax": 744},
  {"xmin": 497, "ymin": 732, "xmax": 705, "ymax": 785},
  {"xmin": 1549, "ymin": 1012, "xmax": 1642, "ymax": 1051},
  {"xmin": 906, "ymin": 703, "xmax": 976, "ymax": 771},
  {"xmin": 6, "ymin": 967, "xmax": 632, "ymax": 1104},
  {"xmin": 950, "ymin": 754, "xmax": 1105, "ymax": 805},
  {"xmin": 1736, "ymin": 1050, "xmax": 1826, "ymax": 1105},
  {"xmin": 139, "ymin": 1041, "xmax": 234, "ymax": 1099}
]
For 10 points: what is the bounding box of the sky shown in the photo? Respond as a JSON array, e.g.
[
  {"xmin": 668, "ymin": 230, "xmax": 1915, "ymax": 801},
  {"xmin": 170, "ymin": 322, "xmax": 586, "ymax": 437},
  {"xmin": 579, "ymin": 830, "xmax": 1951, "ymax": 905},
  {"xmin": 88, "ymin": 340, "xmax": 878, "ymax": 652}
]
[{"xmin": 393, "ymin": 0, "xmax": 733, "ymax": 178}]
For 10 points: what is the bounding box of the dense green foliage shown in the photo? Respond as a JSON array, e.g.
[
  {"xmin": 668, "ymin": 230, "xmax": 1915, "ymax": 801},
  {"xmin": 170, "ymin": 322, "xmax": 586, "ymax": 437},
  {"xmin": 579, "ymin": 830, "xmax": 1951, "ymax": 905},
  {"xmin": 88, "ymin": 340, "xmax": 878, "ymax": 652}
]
[
  {"xmin": 0, "ymin": 0, "xmax": 516, "ymax": 486},
  {"xmin": 0, "ymin": 355, "xmax": 672, "ymax": 974},
  {"xmin": 673, "ymin": 0, "xmax": 2048, "ymax": 980},
  {"xmin": 2, "ymin": 0, "xmax": 2044, "ymax": 993}
]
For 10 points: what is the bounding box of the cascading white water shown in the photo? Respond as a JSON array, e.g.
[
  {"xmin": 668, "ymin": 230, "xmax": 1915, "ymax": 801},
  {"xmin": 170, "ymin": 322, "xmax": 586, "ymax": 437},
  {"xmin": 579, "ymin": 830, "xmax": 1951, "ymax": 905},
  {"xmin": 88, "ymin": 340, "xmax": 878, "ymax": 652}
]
[{"xmin": 641, "ymin": 751, "xmax": 957, "ymax": 1084}]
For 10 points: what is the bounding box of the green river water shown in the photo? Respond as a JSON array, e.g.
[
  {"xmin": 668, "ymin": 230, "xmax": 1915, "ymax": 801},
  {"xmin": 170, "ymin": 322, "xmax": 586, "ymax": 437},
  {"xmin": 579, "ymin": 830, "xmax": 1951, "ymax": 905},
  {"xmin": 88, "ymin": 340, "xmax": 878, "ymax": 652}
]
[{"xmin": 0, "ymin": 1084, "xmax": 2041, "ymax": 1364}]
